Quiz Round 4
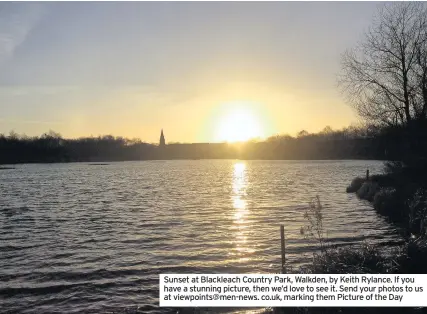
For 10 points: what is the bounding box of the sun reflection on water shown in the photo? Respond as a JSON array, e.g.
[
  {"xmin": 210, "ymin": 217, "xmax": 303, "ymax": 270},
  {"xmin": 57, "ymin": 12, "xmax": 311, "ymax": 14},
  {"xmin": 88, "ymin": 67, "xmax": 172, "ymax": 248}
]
[{"xmin": 231, "ymin": 162, "xmax": 255, "ymax": 257}]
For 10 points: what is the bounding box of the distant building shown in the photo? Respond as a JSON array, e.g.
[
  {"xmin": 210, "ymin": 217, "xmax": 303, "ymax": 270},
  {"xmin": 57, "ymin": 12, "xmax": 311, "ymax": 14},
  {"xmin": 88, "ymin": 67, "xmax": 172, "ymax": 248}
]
[{"xmin": 159, "ymin": 129, "xmax": 166, "ymax": 147}]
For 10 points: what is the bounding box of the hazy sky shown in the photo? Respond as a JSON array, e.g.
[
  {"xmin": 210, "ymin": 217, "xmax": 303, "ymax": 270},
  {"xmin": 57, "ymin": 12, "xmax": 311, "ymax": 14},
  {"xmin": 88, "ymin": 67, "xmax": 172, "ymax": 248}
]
[{"xmin": 0, "ymin": 2, "xmax": 382, "ymax": 143}]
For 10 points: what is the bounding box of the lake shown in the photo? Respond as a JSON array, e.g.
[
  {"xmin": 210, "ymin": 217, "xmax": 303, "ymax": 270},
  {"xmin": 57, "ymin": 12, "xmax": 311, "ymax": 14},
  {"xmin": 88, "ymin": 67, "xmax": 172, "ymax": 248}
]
[{"xmin": 0, "ymin": 160, "xmax": 401, "ymax": 313}]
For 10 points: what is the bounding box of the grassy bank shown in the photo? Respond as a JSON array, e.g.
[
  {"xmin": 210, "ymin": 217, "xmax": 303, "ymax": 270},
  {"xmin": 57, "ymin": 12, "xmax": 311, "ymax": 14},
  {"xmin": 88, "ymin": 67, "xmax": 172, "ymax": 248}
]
[
  {"xmin": 346, "ymin": 161, "xmax": 427, "ymax": 237},
  {"xmin": 274, "ymin": 192, "xmax": 427, "ymax": 314},
  {"xmin": 303, "ymin": 239, "xmax": 427, "ymax": 274},
  {"xmin": 297, "ymin": 194, "xmax": 427, "ymax": 275},
  {"xmin": 270, "ymin": 240, "xmax": 427, "ymax": 314}
]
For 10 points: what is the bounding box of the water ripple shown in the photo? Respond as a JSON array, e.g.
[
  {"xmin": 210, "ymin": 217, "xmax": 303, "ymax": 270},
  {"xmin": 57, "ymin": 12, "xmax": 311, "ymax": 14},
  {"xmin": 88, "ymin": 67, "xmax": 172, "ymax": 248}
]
[{"xmin": 0, "ymin": 160, "xmax": 401, "ymax": 313}]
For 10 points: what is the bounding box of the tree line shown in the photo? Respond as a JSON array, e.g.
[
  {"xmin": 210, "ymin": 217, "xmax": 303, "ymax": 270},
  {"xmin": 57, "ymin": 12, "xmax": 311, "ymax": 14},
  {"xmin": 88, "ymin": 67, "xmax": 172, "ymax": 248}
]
[{"xmin": 0, "ymin": 125, "xmax": 410, "ymax": 164}]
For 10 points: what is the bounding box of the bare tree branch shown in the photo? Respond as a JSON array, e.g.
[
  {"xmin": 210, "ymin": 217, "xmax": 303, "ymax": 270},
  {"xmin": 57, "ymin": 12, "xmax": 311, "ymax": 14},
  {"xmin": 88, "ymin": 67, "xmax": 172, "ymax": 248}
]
[{"xmin": 338, "ymin": 3, "xmax": 427, "ymax": 126}]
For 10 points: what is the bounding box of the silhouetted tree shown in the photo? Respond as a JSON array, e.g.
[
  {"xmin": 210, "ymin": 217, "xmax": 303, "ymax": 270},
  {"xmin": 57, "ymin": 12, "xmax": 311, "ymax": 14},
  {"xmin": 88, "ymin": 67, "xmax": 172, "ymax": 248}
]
[
  {"xmin": 8, "ymin": 130, "xmax": 19, "ymax": 140},
  {"xmin": 321, "ymin": 126, "xmax": 333, "ymax": 135},
  {"xmin": 339, "ymin": 3, "xmax": 427, "ymax": 126},
  {"xmin": 297, "ymin": 130, "xmax": 309, "ymax": 138}
]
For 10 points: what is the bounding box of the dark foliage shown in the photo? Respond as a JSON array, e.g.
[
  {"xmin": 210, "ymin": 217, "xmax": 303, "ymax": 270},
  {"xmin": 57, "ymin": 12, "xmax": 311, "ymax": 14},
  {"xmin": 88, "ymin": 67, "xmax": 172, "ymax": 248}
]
[
  {"xmin": 0, "ymin": 123, "xmax": 420, "ymax": 164},
  {"xmin": 0, "ymin": 132, "xmax": 157, "ymax": 164}
]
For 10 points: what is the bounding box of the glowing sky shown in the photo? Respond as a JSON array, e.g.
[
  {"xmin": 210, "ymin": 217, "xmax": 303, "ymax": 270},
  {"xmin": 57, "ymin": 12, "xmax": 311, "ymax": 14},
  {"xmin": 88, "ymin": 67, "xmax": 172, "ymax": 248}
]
[{"xmin": 0, "ymin": 2, "xmax": 381, "ymax": 143}]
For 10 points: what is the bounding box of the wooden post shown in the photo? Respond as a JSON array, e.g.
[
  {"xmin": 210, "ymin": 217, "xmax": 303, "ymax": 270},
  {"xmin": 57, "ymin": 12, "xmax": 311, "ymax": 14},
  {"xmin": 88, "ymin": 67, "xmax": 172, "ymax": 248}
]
[
  {"xmin": 280, "ymin": 225, "xmax": 286, "ymax": 274},
  {"xmin": 366, "ymin": 169, "xmax": 370, "ymax": 181}
]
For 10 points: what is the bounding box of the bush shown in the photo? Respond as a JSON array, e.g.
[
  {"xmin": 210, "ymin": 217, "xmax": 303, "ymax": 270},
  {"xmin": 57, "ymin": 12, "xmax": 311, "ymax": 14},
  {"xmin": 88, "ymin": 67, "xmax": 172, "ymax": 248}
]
[
  {"xmin": 396, "ymin": 238, "xmax": 427, "ymax": 273},
  {"xmin": 300, "ymin": 239, "xmax": 427, "ymax": 274},
  {"xmin": 304, "ymin": 244, "xmax": 393, "ymax": 274},
  {"xmin": 408, "ymin": 189, "xmax": 427, "ymax": 236},
  {"xmin": 356, "ymin": 181, "xmax": 379, "ymax": 201},
  {"xmin": 369, "ymin": 174, "xmax": 395, "ymax": 187},
  {"xmin": 346, "ymin": 177, "xmax": 365, "ymax": 193},
  {"xmin": 373, "ymin": 187, "xmax": 401, "ymax": 217},
  {"xmin": 285, "ymin": 239, "xmax": 427, "ymax": 314}
]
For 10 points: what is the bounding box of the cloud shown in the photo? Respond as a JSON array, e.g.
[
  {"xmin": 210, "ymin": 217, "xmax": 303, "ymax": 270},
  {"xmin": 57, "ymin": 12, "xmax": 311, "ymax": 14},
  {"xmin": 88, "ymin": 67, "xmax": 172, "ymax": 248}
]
[{"xmin": 0, "ymin": 3, "xmax": 45, "ymax": 64}]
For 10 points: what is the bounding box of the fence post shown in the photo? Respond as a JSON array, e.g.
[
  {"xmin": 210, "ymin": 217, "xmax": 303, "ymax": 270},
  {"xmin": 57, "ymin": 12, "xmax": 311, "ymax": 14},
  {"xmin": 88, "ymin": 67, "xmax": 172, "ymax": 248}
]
[
  {"xmin": 280, "ymin": 225, "xmax": 286, "ymax": 274},
  {"xmin": 366, "ymin": 169, "xmax": 370, "ymax": 180}
]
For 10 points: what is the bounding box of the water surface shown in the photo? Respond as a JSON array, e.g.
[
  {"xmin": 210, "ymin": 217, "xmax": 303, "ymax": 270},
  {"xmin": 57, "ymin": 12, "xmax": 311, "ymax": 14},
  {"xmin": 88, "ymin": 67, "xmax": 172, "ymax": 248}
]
[{"xmin": 0, "ymin": 160, "xmax": 400, "ymax": 313}]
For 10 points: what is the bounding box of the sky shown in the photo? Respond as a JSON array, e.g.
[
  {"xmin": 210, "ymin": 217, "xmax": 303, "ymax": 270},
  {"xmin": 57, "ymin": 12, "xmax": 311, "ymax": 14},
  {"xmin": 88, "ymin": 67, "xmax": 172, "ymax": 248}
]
[{"xmin": 0, "ymin": 2, "xmax": 382, "ymax": 143}]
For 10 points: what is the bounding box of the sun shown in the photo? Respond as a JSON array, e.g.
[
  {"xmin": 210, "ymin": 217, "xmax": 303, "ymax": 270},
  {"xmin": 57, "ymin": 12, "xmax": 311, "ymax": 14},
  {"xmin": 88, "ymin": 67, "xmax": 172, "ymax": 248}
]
[{"xmin": 214, "ymin": 104, "xmax": 264, "ymax": 142}]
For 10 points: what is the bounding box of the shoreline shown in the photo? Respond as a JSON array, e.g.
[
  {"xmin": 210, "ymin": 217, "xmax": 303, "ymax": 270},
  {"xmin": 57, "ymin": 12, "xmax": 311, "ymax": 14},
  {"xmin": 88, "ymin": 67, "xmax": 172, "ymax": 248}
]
[{"xmin": 0, "ymin": 158, "xmax": 387, "ymax": 166}]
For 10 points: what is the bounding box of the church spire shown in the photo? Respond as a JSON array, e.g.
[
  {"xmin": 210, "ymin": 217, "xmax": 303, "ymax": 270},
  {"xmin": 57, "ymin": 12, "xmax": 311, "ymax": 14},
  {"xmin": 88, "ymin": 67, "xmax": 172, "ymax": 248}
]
[{"xmin": 159, "ymin": 129, "xmax": 165, "ymax": 147}]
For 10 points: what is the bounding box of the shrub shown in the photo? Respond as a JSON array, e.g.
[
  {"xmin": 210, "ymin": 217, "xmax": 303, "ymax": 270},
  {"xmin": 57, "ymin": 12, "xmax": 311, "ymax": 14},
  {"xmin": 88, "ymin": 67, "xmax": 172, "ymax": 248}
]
[
  {"xmin": 395, "ymin": 238, "xmax": 427, "ymax": 273},
  {"xmin": 285, "ymin": 240, "xmax": 427, "ymax": 314},
  {"xmin": 408, "ymin": 189, "xmax": 427, "ymax": 237},
  {"xmin": 300, "ymin": 196, "xmax": 326, "ymax": 249},
  {"xmin": 356, "ymin": 181, "xmax": 379, "ymax": 201},
  {"xmin": 346, "ymin": 177, "xmax": 365, "ymax": 193},
  {"xmin": 373, "ymin": 187, "xmax": 400, "ymax": 216},
  {"xmin": 369, "ymin": 174, "xmax": 395, "ymax": 187},
  {"xmin": 304, "ymin": 244, "xmax": 394, "ymax": 274}
]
